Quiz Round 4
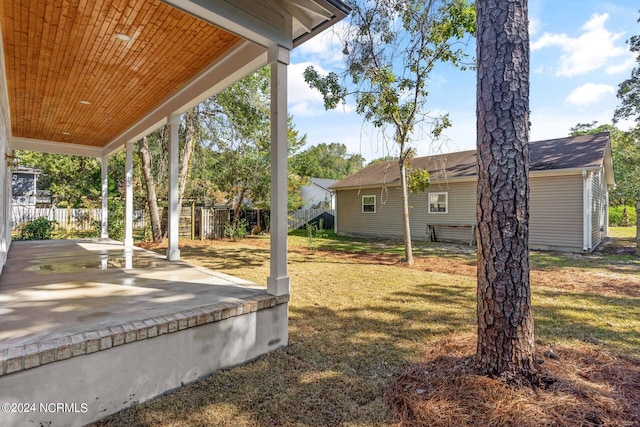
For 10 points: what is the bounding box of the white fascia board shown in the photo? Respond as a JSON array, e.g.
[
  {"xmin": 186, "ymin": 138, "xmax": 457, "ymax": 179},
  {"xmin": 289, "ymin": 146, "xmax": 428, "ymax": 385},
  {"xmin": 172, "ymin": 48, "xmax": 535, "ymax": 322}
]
[
  {"xmin": 332, "ymin": 183, "xmax": 401, "ymax": 192},
  {"xmin": 604, "ymin": 139, "xmax": 615, "ymax": 186},
  {"xmin": 162, "ymin": 0, "xmax": 292, "ymax": 49},
  {"xmin": 102, "ymin": 40, "xmax": 267, "ymax": 158},
  {"xmin": 531, "ymin": 167, "xmax": 598, "ymax": 178},
  {"xmin": 13, "ymin": 137, "xmax": 103, "ymax": 157}
]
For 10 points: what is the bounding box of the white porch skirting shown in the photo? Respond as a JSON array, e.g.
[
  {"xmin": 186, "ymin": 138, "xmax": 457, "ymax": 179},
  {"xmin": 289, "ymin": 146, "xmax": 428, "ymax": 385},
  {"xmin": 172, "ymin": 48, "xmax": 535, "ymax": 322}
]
[{"xmin": 0, "ymin": 300, "xmax": 288, "ymax": 427}]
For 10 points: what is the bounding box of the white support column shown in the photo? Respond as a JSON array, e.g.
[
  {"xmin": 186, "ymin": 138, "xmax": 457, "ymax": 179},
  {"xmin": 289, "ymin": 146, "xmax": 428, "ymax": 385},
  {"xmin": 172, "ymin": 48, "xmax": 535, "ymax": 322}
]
[
  {"xmin": 100, "ymin": 156, "xmax": 109, "ymax": 239},
  {"xmin": 124, "ymin": 141, "xmax": 134, "ymax": 251},
  {"xmin": 167, "ymin": 113, "xmax": 181, "ymax": 261},
  {"xmin": 267, "ymin": 44, "xmax": 290, "ymax": 296}
]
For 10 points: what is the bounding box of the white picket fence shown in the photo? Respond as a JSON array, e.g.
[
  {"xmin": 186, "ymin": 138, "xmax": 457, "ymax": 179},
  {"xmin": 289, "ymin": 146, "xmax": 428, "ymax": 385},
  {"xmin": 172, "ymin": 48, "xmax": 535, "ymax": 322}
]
[{"xmin": 11, "ymin": 206, "xmax": 146, "ymax": 231}]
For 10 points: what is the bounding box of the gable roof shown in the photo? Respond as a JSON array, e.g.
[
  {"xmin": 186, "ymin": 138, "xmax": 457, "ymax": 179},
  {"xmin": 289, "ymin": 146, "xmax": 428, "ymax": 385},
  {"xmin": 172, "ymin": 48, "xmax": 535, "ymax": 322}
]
[
  {"xmin": 330, "ymin": 133, "xmax": 614, "ymax": 189},
  {"xmin": 310, "ymin": 178, "xmax": 339, "ymax": 191}
]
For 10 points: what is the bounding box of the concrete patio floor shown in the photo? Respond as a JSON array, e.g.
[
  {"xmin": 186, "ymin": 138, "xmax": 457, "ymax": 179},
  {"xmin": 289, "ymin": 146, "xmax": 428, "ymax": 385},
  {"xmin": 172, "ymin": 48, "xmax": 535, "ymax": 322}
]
[
  {"xmin": 0, "ymin": 239, "xmax": 267, "ymax": 351},
  {"xmin": 0, "ymin": 238, "xmax": 289, "ymax": 426}
]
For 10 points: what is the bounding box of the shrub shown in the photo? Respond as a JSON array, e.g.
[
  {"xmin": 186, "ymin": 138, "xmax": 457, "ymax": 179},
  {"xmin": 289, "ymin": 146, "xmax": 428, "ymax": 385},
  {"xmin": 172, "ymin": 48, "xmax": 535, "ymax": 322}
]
[
  {"xmin": 224, "ymin": 218, "xmax": 248, "ymax": 240},
  {"xmin": 306, "ymin": 219, "xmax": 327, "ymax": 253},
  {"xmin": 18, "ymin": 217, "xmax": 56, "ymax": 240},
  {"xmin": 609, "ymin": 205, "xmax": 636, "ymax": 227}
]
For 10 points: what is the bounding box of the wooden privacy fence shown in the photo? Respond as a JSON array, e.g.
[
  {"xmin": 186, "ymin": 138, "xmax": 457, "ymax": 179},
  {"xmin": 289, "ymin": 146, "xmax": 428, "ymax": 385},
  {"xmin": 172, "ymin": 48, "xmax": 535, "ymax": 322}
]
[
  {"xmin": 11, "ymin": 206, "xmax": 146, "ymax": 231},
  {"xmin": 199, "ymin": 207, "xmax": 231, "ymax": 239},
  {"xmin": 288, "ymin": 208, "xmax": 335, "ymax": 230}
]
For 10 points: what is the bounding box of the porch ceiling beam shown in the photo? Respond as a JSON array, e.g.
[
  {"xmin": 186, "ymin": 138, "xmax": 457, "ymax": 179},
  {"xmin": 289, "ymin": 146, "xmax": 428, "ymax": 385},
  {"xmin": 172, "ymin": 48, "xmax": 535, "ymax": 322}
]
[
  {"xmin": 12, "ymin": 137, "xmax": 103, "ymax": 158},
  {"xmin": 101, "ymin": 40, "xmax": 267, "ymax": 158},
  {"xmin": 161, "ymin": 0, "xmax": 293, "ymax": 49},
  {"xmin": 284, "ymin": 1, "xmax": 333, "ymax": 33}
]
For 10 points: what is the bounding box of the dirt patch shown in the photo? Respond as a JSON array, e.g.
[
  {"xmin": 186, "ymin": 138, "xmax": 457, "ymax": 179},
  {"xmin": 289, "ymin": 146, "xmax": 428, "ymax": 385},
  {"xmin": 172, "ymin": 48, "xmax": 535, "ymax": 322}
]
[
  {"xmin": 306, "ymin": 246, "xmax": 640, "ymax": 298},
  {"xmin": 386, "ymin": 334, "xmax": 640, "ymax": 427}
]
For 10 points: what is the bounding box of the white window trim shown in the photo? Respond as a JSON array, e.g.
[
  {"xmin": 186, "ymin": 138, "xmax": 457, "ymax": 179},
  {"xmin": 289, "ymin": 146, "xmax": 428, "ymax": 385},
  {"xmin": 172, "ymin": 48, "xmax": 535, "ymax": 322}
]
[
  {"xmin": 428, "ymin": 191, "xmax": 448, "ymax": 214},
  {"xmin": 362, "ymin": 195, "xmax": 376, "ymax": 213}
]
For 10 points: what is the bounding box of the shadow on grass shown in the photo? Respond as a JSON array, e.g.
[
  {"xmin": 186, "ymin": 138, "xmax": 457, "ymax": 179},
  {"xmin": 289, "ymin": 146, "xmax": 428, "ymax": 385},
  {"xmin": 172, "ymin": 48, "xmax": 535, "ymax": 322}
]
[
  {"xmin": 94, "ymin": 278, "xmax": 477, "ymax": 426},
  {"xmin": 96, "ymin": 239, "xmax": 639, "ymax": 426},
  {"xmin": 534, "ymin": 289, "xmax": 640, "ymax": 356}
]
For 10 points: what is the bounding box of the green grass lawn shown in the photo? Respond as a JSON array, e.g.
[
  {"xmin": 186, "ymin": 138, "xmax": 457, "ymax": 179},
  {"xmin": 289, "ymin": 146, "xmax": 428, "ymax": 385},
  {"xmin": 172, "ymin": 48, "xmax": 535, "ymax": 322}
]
[
  {"xmin": 99, "ymin": 233, "xmax": 640, "ymax": 426},
  {"xmin": 609, "ymin": 225, "xmax": 637, "ymax": 238}
]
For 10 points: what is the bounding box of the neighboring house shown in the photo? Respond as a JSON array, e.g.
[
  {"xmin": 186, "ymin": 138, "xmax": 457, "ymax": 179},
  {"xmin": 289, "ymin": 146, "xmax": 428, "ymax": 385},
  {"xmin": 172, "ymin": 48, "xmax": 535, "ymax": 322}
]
[
  {"xmin": 11, "ymin": 166, "xmax": 39, "ymax": 207},
  {"xmin": 330, "ymin": 133, "xmax": 615, "ymax": 252},
  {"xmin": 300, "ymin": 178, "xmax": 337, "ymax": 209}
]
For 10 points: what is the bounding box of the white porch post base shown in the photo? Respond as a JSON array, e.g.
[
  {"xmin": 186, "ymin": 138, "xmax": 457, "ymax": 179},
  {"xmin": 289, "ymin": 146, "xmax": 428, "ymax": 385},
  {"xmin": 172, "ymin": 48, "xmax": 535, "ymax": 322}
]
[
  {"xmin": 267, "ymin": 276, "xmax": 290, "ymax": 297},
  {"xmin": 167, "ymin": 248, "xmax": 181, "ymax": 261}
]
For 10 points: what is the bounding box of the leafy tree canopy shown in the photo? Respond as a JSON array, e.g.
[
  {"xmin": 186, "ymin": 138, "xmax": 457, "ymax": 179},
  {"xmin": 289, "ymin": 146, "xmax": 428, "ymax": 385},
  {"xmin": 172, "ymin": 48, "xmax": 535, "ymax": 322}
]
[
  {"xmin": 304, "ymin": 0, "xmax": 475, "ymax": 264},
  {"xmin": 290, "ymin": 143, "xmax": 364, "ymax": 180},
  {"xmin": 17, "ymin": 152, "xmax": 102, "ymax": 208},
  {"xmin": 570, "ymin": 122, "xmax": 640, "ymax": 206},
  {"xmin": 614, "ymin": 12, "xmax": 640, "ymax": 124}
]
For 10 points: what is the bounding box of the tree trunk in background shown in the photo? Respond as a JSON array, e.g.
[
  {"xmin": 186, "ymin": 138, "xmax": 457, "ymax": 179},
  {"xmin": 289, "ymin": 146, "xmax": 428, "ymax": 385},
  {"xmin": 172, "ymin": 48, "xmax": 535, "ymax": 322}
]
[
  {"xmin": 475, "ymin": 0, "xmax": 536, "ymax": 379},
  {"xmin": 398, "ymin": 159, "xmax": 414, "ymax": 265},
  {"xmin": 139, "ymin": 136, "xmax": 163, "ymax": 243},
  {"xmin": 178, "ymin": 110, "xmax": 197, "ymax": 210},
  {"xmin": 636, "ymin": 200, "xmax": 639, "ymax": 256}
]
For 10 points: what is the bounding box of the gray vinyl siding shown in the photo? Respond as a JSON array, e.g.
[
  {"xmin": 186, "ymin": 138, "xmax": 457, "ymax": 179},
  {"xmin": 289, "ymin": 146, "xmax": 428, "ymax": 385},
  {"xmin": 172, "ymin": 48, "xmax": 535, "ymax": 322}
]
[
  {"xmin": 529, "ymin": 174, "xmax": 583, "ymax": 251},
  {"xmin": 335, "ymin": 188, "xmax": 405, "ymax": 238},
  {"xmin": 411, "ymin": 181, "xmax": 476, "ymax": 242},
  {"xmin": 337, "ymin": 173, "xmax": 589, "ymax": 252},
  {"xmin": 335, "ymin": 181, "xmax": 476, "ymax": 242},
  {"xmin": 591, "ymin": 168, "xmax": 607, "ymax": 248}
]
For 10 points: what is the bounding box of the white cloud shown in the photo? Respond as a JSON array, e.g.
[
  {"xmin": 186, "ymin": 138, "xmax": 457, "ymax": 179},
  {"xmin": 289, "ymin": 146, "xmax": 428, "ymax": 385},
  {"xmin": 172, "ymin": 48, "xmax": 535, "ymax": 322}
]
[
  {"xmin": 530, "ymin": 13, "xmax": 633, "ymax": 77},
  {"xmin": 295, "ymin": 21, "xmax": 349, "ymax": 65},
  {"xmin": 565, "ymin": 83, "xmax": 615, "ymax": 107},
  {"xmin": 529, "ymin": 18, "xmax": 542, "ymax": 37},
  {"xmin": 288, "ymin": 62, "xmax": 328, "ymax": 117},
  {"xmin": 288, "ymin": 61, "xmax": 354, "ymax": 117}
]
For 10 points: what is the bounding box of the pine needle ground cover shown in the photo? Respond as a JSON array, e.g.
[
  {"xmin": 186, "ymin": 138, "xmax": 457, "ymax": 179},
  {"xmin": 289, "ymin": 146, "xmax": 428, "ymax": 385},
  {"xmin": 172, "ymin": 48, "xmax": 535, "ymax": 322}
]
[{"xmin": 96, "ymin": 230, "xmax": 639, "ymax": 426}]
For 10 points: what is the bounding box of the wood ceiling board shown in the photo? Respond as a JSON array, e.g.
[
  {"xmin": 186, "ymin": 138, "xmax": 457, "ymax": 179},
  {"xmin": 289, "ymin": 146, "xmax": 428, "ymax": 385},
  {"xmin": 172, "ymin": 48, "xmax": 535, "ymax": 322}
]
[
  {"xmin": 0, "ymin": 0, "xmax": 240, "ymax": 149},
  {"xmin": 101, "ymin": 40, "xmax": 267, "ymax": 158}
]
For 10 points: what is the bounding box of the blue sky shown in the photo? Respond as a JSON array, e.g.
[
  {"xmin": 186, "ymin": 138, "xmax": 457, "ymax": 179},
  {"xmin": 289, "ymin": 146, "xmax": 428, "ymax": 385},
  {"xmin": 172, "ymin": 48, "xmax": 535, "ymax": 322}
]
[{"xmin": 287, "ymin": 0, "xmax": 639, "ymax": 163}]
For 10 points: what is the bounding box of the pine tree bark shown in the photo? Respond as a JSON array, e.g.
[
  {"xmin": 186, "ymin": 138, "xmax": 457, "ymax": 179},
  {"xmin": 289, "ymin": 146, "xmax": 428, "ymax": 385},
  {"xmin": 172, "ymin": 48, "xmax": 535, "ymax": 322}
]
[
  {"xmin": 475, "ymin": 0, "xmax": 536, "ymax": 378},
  {"xmin": 139, "ymin": 136, "xmax": 163, "ymax": 243}
]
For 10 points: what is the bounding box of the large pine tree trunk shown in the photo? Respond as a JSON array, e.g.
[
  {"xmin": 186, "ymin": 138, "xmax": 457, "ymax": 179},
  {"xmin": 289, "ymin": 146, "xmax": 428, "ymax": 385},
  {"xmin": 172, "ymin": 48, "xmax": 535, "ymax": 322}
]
[
  {"xmin": 139, "ymin": 136, "xmax": 163, "ymax": 243},
  {"xmin": 475, "ymin": 0, "xmax": 536, "ymax": 379}
]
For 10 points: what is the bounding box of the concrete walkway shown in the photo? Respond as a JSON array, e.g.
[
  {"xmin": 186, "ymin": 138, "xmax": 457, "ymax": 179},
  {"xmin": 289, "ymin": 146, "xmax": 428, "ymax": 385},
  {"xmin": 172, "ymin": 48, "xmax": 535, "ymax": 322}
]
[{"xmin": 0, "ymin": 239, "xmax": 265, "ymax": 351}]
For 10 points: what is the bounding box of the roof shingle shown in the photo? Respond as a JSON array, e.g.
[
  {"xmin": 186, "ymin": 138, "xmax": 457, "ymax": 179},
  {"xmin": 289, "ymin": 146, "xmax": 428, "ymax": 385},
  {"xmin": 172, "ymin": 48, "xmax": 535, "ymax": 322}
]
[{"xmin": 330, "ymin": 133, "xmax": 611, "ymax": 189}]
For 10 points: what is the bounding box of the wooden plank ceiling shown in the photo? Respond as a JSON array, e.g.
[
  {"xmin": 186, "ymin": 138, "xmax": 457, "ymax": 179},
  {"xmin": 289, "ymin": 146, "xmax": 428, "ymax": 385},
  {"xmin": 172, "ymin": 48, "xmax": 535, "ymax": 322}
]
[{"xmin": 0, "ymin": 0, "xmax": 240, "ymax": 148}]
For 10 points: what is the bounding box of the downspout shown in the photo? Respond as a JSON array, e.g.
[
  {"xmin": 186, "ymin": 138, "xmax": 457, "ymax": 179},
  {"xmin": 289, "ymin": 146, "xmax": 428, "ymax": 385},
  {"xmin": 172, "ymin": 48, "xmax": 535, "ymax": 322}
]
[
  {"xmin": 333, "ymin": 190, "xmax": 338, "ymax": 234},
  {"xmin": 582, "ymin": 170, "xmax": 592, "ymax": 251}
]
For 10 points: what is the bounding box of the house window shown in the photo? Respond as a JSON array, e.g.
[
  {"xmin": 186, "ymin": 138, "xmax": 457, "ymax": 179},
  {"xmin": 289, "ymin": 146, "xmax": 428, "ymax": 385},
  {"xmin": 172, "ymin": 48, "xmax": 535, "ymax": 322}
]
[
  {"xmin": 428, "ymin": 192, "xmax": 448, "ymax": 213},
  {"xmin": 362, "ymin": 195, "xmax": 376, "ymax": 213}
]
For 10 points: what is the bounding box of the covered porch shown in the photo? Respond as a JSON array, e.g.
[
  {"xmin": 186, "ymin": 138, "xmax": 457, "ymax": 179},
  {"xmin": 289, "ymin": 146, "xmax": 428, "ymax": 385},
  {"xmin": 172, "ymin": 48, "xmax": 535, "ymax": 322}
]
[
  {"xmin": 0, "ymin": 0, "xmax": 349, "ymax": 425},
  {"xmin": 0, "ymin": 238, "xmax": 288, "ymax": 425}
]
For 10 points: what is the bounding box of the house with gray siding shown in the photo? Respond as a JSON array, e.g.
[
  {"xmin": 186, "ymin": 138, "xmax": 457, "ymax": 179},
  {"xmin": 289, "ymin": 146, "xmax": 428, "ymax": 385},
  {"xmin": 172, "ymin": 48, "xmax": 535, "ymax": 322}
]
[{"xmin": 330, "ymin": 133, "xmax": 615, "ymax": 252}]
